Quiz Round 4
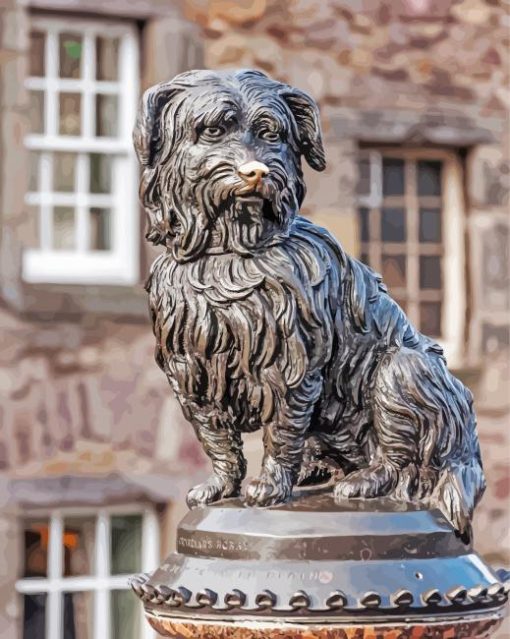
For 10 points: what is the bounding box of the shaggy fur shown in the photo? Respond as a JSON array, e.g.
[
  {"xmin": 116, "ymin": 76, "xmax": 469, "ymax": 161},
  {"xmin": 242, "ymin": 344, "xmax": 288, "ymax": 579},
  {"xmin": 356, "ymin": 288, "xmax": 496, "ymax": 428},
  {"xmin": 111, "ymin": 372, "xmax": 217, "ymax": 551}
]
[{"xmin": 134, "ymin": 69, "xmax": 485, "ymax": 535}]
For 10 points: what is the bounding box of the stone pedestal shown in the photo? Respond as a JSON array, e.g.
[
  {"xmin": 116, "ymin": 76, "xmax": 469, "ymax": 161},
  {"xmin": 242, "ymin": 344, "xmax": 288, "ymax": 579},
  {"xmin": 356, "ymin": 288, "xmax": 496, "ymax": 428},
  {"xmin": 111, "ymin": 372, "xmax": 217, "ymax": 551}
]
[{"xmin": 132, "ymin": 492, "xmax": 509, "ymax": 638}]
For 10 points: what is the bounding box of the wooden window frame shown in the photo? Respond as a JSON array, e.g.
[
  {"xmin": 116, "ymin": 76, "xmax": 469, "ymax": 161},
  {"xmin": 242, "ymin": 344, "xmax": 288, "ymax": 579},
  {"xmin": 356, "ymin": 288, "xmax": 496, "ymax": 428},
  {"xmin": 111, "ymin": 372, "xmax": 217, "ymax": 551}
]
[
  {"xmin": 358, "ymin": 147, "xmax": 466, "ymax": 367},
  {"xmin": 23, "ymin": 16, "xmax": 140, "ymax": 285},
  {"xmin": 16, "ymin": 504, "xmax": 159, "ymax": 639}
]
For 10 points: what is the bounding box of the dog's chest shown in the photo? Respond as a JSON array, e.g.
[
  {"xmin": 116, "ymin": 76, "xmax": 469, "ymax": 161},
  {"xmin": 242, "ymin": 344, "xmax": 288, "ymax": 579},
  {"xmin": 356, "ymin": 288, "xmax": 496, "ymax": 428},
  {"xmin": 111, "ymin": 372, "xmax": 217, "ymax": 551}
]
[{"xmin": 148, "ymin": 243, "xmax": 336, "ymax": 410}]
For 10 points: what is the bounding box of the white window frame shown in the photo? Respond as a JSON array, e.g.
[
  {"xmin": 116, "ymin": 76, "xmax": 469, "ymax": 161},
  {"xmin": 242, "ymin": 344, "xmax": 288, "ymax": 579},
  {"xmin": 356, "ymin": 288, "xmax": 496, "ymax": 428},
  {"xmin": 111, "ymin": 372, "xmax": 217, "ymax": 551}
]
[
  {"xmin": 16, "ymin": 504, "xmax": 159, "ymax": 639},
  {"xmin": 358, "ymin": 148, "xmax": 466, "ymax": 368},
  {"xmin": 23, "ymin": 16, "xmax": 140, "ymax": 285}
]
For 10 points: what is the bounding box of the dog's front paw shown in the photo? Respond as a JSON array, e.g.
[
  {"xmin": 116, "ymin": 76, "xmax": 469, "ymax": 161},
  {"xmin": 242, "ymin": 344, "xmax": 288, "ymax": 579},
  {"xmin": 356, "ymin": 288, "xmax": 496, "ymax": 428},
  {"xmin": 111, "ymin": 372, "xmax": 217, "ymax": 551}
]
[
  {"xmin": 245, "ymin": 472, "xmax": 292, "ymax": 507},
  {"xmin": 334, "ymin": 462, "xmax": 398, "ymax": 501},
  {"xmin": 186, "ymin": 475, "xmax": 240, "ymax": 509}
]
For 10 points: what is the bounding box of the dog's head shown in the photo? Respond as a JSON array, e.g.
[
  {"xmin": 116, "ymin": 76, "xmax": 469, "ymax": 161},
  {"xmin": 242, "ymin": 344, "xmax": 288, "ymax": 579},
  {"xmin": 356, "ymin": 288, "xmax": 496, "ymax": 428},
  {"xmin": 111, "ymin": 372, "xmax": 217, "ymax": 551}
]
[{"xmin": 133, "ymin": 69, "xmax": 326, "ymax": 260}]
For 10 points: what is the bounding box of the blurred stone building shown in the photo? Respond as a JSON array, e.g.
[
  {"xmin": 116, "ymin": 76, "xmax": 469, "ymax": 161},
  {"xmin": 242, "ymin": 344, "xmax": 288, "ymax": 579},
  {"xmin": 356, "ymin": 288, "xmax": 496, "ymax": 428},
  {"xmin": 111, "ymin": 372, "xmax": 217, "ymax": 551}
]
[{"xmin": 0, "ymin": 0, "xmax": 508, "ymax": 637}]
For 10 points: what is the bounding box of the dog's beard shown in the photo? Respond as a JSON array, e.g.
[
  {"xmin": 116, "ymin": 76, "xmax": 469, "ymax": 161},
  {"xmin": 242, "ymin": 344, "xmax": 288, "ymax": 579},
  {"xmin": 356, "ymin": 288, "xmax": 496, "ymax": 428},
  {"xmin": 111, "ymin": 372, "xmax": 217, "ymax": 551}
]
[{"xmin": 166, "ymin": 170, "xmax": 301, "ymax": 260}]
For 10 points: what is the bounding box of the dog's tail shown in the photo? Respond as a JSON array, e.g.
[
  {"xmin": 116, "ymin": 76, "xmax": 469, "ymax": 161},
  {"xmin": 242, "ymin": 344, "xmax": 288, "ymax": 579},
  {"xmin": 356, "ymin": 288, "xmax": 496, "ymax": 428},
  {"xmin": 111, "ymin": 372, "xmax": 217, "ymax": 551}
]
[{"xmin": 430, "ymin": 393, "xmax": 486, "ymax": 540}]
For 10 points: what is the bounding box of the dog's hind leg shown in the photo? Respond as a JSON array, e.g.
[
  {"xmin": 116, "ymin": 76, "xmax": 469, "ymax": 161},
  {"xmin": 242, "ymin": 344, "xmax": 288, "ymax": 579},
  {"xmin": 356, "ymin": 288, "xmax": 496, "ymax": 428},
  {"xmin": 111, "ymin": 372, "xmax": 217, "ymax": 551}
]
[
  {"xmin": 296, "ymin": 436, "xmax": 338, "ymax": 487},
  {"xmin": 334, "ymin": 348, "xmax": 439, "ymax": 504},
  {"xmin": 185, "ymin": 410, "xmax": 247, "ymax": 509}
]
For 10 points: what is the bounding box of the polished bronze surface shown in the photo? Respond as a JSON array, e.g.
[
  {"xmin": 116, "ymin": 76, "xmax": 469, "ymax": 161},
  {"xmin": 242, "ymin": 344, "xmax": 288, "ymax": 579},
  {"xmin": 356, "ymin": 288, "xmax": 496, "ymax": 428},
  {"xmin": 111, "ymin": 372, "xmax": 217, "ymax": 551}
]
[
  {"xmin": 132, "ymin": 493, "xmax": 509, "ymax": 634},
  {"xmin": 134, "ymin": 69, "xmax": 484, "ymax": 537}
]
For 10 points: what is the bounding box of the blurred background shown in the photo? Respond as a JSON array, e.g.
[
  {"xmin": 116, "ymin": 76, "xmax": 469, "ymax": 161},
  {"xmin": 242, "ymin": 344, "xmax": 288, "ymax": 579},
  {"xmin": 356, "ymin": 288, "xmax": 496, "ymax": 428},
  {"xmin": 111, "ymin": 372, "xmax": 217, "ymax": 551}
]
[{"xmin": 0, "ymin": 0, "xmax": 508, "ymax": 637}]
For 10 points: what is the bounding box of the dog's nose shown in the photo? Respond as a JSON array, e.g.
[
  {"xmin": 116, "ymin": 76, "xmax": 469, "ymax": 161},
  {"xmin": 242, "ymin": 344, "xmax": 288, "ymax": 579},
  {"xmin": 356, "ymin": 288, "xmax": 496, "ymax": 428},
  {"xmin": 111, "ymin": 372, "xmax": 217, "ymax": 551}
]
[{"xmin": 237, "ymin": 161, "xmax": 269, "ymax": 186}]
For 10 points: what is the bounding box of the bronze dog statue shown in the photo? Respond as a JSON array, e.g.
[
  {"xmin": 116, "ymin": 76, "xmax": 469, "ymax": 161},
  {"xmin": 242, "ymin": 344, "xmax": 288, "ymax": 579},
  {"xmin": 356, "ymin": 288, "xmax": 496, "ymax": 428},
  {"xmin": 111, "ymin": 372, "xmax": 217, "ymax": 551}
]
[{"xmin": 134, "ymin": 69, "xmax": 485, "ymax": 536}]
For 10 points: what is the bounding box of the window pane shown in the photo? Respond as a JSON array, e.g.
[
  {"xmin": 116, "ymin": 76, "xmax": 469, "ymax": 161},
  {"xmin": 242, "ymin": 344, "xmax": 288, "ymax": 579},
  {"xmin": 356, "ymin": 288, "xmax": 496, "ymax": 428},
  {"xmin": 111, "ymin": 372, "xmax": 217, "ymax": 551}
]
[
  {"xmin": 420, "ymin": 301, "xmax": 442, "ymax": 337},
  {"xmin": 23, "ymin": 519, "xmax": 49, "ymax": 578},
  {"xmin": 29, "ymin": 152, "xmax": 40, "ymax": 192},
  {"xmin": 59, "ymin": 93, "xmax": 81, "ymax": 136},
  {"xmin": 419, "ymin": 255, "xmax": 442, "ymax": 289},
  {"xmin": 53, "ymin": 206, "xmax": 75, "ymax": 250},
  {"xmin": 110, "ymin": 514, "xmax": 142, "ymax": 574},
  {"xmin": 357, "ymin": 156, "xmax": 371, "ymax": 196},
  {"xmin": 29, "ymin": 31, "xmax": 45, "ymax": 77},
  {"xmin": 29, "ymin": 91, "xmax": 45, "ymax": 134},
  {"xmin": 63, "ymin": 516, "xmax": 95, "ymax": 577},
  {"xmin": 96, "ymin": 95, "xmax": 118, "ymax": 137},
  {"xmin": 381, "ymin": 207, "xmax": 406, "ymax": 242},
  {"xmin": 90, "ymin": 208, "xmax": 111, "ymax": 251},
  {"xmin": 63, "ymin": 591, "xmax": 93, "ymax": 639},
  {"xmin": 23, "ymin": 593, "xmax": 46, "ymax": 639},
  {"xmin": 59, "ymin": 33, "xmax": 83, "ymax": 79},
  {"xmin": 111, "ymin": 590, "xmax": 140, "ymax": 639},
  {"xmin": 382, "ymin": 254, "xmax": 406, "ymax": 288},
  {"xmin": 360, "ymin": 251, "xmax": 369, "ymax": 265},
  {"xmin": 358, "ymin": 207, "xmax": 370, "ymax": 242},
  {"xmin": 96, "ymin": 37, "xmax": 120, "ymax": 81},
  {"xmin": 419, "ymin": 207, "xmax": 442, "ymax": 243},
  {"xmin": 382, "ymin": 158, "xmax": 405, "ymax": 196},
  {"xmin": 54, "ymin": 153, "xmax": 76, "ymax": 192},
  {"xmin": 89, "ymin": 154, "xmax": 112, "ymax": 193},
  {"xmin": 417, "ymin": 160, "xmax": 442, "ymax": 196}
]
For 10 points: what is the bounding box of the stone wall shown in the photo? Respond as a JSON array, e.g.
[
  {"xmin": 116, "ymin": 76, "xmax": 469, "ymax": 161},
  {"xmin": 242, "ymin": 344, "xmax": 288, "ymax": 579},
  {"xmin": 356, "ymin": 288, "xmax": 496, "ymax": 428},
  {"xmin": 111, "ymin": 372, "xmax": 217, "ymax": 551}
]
[{"xmin": 0, "ymin": 0, "xmax": 508, "ymax": 636}]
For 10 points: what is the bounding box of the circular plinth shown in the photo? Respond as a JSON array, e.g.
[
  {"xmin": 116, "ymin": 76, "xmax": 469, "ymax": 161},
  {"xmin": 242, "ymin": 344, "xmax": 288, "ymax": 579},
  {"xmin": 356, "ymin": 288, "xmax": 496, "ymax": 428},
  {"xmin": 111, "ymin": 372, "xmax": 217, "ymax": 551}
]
[{"xmin": 132, "ymin": 492, "xmax": 509, "ymax": 638}]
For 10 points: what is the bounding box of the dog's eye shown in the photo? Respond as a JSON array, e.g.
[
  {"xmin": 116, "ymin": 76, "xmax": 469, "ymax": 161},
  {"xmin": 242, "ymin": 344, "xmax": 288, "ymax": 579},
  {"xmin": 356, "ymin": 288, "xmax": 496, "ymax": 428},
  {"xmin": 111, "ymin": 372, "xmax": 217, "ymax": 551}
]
[
  {"xmin": 258, "ymin": 129, "xmax": 281, "ymax": 143},
  {"xmin": 201, "ymin": 126, "xmax": 226, "ymax": 141}
]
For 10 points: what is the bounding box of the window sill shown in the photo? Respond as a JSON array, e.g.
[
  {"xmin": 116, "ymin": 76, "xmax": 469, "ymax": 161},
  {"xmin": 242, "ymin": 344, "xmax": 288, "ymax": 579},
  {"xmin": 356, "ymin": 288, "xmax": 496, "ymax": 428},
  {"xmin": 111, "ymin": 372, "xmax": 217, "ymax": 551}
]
[{"xmin": 23, "ymin": 249, "xmax": 139, "ymax": 286}]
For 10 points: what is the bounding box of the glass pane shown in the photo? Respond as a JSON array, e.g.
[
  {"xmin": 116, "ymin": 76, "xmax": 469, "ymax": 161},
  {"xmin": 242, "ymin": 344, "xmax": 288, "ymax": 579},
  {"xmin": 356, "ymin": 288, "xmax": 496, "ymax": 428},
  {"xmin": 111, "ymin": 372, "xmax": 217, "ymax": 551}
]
[
  {"xmin": 360, "ymin": 252, "xmax": 369, "ymax": 265},
  {"xmin": 59, "ymin": 33, "xmax": 83, "ymax": 79},
  {"xmin": 357, "ymin": 157, "xmax": 371, "ymax": 196},
  {"xmin": 54, "ymin": 153, "xmax": 76, "ymax": 192},
  {"xmin": 90, "ymin": 208, "xmax": 111, "ymax": 251},
  {"xmin": 419, "ymin": 255, "xmax": 442, "ymax": 289},
  {"xmin": 358, "ymin": 207, "xmax": 370, "ymax": 242},
  {"xmin": 381, "ymin": 207, "xmax": 406, "ymax": 242},
  {"xmin": 23, "ymin": 593, "xmax": 46, "ymax": 639},
  {"xmin": 110, "ymin": 514, "xmax": 142, "ymax": 574},
  {"xmin": 63, "ymin": 517, "xmax": 95, "ymax": 577},
  {"xmin": 29, "ymin": 152, "xmax": 40, "ymax": 192},
  {"xmin": 111, "ymin": 590, "xmax": 140, "ymax": 639},
  {"xmin": 53, "ymin": 206, "xmax": 75, "ymax": 250},
  {"xmin": 420, "ymin": 301, "xmax": 442, "ymax": 337},
  {"xmin": 63, "ymin": 592, "xmax": 93, "ymax": 639},
  {"xmin": 382, "ymin": 158, "xmax": 405, "ymax": 196},
  {"xmin": 96, "ymin": 95, "xmax": 118, "ymax": 137},
  {"xmin": 417, "ymin": 160, "xmax": 442, "ymax": 196},
  {"xmin": 382, "ymin": 254, "xmax": 406, "ymax": 288},
  {"xmin": 29, "ymin": 91, "xmax": 44, "ymax": 134},
  {"xmin": 23, "ymin": 519, "xmax": 49, "ymax": 578},
  {"xmin": 89, "ymin": 154, "xmax": 112, "ymax": 193},
  {"xmin": 96, "ymin": 37, "xmax": 120, "ymax": 81},
  {"xmin": 29, "ymin": 31, "xmax": 45, "ymax": 77},
  {"xmin": 59, "ymin": 93, "xmax": 81, "ymax": 136},
  {"xmin": 419, "ymin": 207, "xmax": 442, "ymax": 243}
]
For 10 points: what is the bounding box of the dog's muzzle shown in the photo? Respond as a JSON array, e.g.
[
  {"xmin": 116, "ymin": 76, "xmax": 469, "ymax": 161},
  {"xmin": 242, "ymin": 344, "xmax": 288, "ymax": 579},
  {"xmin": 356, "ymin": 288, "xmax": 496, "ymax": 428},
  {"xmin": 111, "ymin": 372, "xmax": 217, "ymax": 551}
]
[{"xmin": 237, "ymin": 161, "xmax": 269, "ymax": 193}]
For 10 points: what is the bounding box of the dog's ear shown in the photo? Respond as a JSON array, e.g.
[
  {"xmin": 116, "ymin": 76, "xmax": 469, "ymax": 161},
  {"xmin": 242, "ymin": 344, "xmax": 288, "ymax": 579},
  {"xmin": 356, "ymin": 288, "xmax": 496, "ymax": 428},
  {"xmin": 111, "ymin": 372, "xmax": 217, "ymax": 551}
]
[
  {"xmin": 133, "ymin": 81, "xmax": 184, "ymax": 168},
  {"xmin": 280, "ymin": 87, "xmax": 326, "ymax": 172},
  {"xmin": 133, "ymin": 79, "xmax": 189, "ymax": 245}
]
